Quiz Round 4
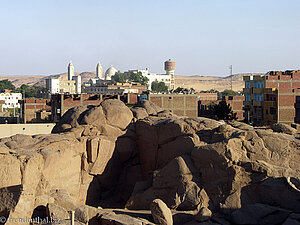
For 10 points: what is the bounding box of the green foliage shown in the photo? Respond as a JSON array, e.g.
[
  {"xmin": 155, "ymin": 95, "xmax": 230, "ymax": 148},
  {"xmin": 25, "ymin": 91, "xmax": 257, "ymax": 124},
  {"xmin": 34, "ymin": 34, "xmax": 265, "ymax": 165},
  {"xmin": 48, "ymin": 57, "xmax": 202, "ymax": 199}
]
[
  {"xmin": 174, "ymin": 87, "xmax": 195, "ymax": 94},
  {"xmin": 0, "ymin": 79, "xmax": 15, "ymax": 92},
  {"xmin": 111, "ymin": 71, "xmax": 126, "ymax": 83},
  {"xmin": 16, "ymin": 85, "xmax": 47, "ymax": 98},
  {"xmin": 219, "ymin": 89, "xmax": 239, "ymax": 98},
  {"xmin": 174, "ymin": 87, "xmax": 185, "ymax": 93},
  {"xmin": 151, "ymin": 81, "xmax": 168, "ymax": 93},
  {"xmin": 0, "ymin": 80, "xmax": 46, "ymax": 98},
  {"xmin": 200, "ymin": 89, "xmax": 219, "ymax": 93},
  {"xmin": 128, "ymin": 72, "xmax": 149, "ymax": 85},
  {"xmin": 111, "ymin": 71, "xmax": 149, "ymax": 85},
  {"xmin": 211, "ymin": 100, "xmax": 237, "ymax": 120}
]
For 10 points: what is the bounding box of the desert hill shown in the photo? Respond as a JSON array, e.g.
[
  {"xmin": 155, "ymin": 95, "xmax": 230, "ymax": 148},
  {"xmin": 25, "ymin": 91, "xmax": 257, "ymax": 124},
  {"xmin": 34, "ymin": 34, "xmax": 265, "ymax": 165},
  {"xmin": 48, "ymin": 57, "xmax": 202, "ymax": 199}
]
[{"xmin": 0, "ymin": 72, "xmax": 263, "ymax": 92}]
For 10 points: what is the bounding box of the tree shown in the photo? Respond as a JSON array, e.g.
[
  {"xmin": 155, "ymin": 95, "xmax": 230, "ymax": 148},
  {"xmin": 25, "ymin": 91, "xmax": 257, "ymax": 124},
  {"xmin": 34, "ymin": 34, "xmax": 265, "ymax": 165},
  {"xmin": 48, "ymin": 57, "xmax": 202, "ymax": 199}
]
[
  {"xmin": 128, "ymin": 71, "xmax": 149, "ymax": 85},
  {"xmin": 111, "ymin": 71, "xmax": 149, "ymax": 85},
  {"xmin": 151, "ymin": 81, "xmax": 168, "ymax": 93},
  {"xmin": 174, "ymin": 87, "xmax": 185, "ymax": 93},
  {"xmin": 111, "ymin": 71, "xmax": 126, "ymax": 83},
  {"xmin": 16, "ymin": 85, "xmax": 47, "ymax": 98},
  {"xmin": 219, "ymin": 89, "xmax": 239, "ymax": 99},
  {"xmin": 211, "ymin": 100, "xmax": 237, "ymax": 120},
  {"xmin": 0, "ymin": 79, "xmax": 15, "ymax": 92}
]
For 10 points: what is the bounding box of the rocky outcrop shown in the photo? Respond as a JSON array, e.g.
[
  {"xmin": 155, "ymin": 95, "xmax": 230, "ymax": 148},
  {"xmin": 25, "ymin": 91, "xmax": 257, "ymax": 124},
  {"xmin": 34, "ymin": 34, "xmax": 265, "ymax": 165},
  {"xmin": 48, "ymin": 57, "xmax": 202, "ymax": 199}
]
[
  {"xmin": 270, "ymin": 123, "xmax": 297, "ymax": 135},
  {"xmin": 1, "ymin": 99, "xmax": 300, "ymax": 225},
  {"xmin": 126, "ymin": 155, "xmax": 209, "ymax": 211},
  {"xmin": 150, "ymin": 199, "xmax": 173, "ymax": 225}
]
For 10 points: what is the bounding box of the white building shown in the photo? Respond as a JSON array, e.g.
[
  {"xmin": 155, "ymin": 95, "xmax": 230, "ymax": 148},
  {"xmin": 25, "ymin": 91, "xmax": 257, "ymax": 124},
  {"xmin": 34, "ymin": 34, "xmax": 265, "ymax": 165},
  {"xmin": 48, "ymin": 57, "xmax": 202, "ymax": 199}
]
[
  {"xmin": 129, "ymin": 59, "xmax": 175, "ymax": 90},
  {"xmin": 105, "ymin": 66, "xmax": 118, "ymax": 80},
  {"xmin": 83, "ymin": 64, "xmax": 118, "ymax": 93},
  {"xmin": 0, "ymin": 92, "xmax": 22, "ymax": 111},
  {"xmin": 46, "ymin": 62, "xmax": 82, "ymax": 94}
]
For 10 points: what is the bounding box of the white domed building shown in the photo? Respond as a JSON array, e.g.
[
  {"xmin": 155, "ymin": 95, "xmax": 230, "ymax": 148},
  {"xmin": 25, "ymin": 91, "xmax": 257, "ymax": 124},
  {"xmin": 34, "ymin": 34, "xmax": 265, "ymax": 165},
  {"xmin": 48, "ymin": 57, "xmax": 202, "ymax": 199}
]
[{"xmin": 105, "ymin": 66, "xmax": 118, "ymax": 80}]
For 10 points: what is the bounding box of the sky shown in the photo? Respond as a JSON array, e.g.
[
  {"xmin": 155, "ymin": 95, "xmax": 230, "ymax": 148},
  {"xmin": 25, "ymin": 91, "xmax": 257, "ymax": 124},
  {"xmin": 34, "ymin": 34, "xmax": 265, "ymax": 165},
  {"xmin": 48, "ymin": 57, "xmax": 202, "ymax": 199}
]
[{"xmin": 0, "ymin": 0, "xmax": 299, "ymax": 76}]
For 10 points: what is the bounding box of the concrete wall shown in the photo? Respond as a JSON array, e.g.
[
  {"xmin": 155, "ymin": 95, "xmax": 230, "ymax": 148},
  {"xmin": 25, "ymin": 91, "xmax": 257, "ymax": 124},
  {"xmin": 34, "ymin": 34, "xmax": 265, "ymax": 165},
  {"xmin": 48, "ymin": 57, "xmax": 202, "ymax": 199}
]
[{"xmin": 0, "ymin": 123, "xmax": 55, "ymax": 138}]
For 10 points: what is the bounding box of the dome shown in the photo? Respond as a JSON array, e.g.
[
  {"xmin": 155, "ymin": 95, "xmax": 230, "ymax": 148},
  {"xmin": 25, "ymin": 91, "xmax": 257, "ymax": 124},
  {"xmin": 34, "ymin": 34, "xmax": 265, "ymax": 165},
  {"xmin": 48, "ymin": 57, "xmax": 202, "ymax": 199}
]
[{"xmin": 105, "ymin": 66, "xmax": 118, "ymax": 80}]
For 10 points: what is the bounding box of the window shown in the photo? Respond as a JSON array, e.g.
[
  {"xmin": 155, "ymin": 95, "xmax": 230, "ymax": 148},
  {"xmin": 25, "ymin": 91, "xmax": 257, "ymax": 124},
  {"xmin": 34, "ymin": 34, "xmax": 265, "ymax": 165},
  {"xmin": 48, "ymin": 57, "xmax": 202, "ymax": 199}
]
[
  {"xmin": 254, "ymin": 81, "xmax": 264, "ymax": 88},
  {"xmin": 266, "ymin": 109, "xmax": 268, "ymax": 115},
  {"xmin": 245, "ymin": 81, "xmax": 251, "ymax": 88},
  {"xmin": 254, "ymin": 94, "xmax": 263, "ymax": 101},
  {"xmin": 245, "ymin": 94, "xmax": 251, "ymax": 101}
]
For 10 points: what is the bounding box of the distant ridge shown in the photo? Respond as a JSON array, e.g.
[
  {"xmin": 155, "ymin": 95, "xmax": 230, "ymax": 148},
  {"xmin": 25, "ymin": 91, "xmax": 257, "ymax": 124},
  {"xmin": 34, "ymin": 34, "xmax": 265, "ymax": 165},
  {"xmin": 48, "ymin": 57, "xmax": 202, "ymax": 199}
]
[{"xmin": 0, "ymin": 72, "xmax": 264, "ymax": 92}]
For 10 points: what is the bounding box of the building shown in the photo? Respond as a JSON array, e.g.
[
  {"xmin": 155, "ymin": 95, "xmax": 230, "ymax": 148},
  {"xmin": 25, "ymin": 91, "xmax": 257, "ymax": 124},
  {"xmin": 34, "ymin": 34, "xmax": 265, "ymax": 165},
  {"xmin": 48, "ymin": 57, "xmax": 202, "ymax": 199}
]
[
  {"xmin": 0, "ymin": 92, "xmax": 22, "ymax": 111},
  {"xmin": 18, "ymin": 99, "xmax": 51, "ymax": 123},
  {"xmin": 223, "ymin": 96, "xmax": 244, "ymax": 120},
  {"xmin": 129, "ymin": 59, "xmax": 176, "ymax": 91},
  {"xmin": 197, "ymin": 93, "xmax": 218, "ymax": 101},
  {"xmin": 148, "ymin": 93, "xmax": 198, "ymax": 117},
  {"xmin": 82, "ymin": 63, "xmax": 119, "ymax": 93},
  {"xmin": 243, "ymin": 70, "xmax": 300, "ymax": 126},
  {"xmin": 84, "ymin": 80, "xmax": 146, "ymax": 95},
  {"xmin": 198, "ymin": 95, "xmax": 244, "ymax": 120},
  {"xmin": 46, "ymin": 62, "xmax": 82, "ymax": 94},
  {"xmin": 295, "ymin": 93, "xmax": 300, "ymax": 124}
]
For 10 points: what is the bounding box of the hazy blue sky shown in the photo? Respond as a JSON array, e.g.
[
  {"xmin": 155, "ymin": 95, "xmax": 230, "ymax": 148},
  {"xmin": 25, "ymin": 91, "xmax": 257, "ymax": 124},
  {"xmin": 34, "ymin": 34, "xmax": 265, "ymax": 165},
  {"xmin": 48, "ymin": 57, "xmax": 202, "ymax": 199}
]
[{"xmin": 0, "ymin": 0, "xmax": 299, "ymax": 76}]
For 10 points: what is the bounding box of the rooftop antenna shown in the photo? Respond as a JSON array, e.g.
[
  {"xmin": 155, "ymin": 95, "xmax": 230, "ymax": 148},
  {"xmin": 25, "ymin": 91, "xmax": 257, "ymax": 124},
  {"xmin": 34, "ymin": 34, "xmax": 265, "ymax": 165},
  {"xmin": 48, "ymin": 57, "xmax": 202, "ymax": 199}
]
[{"xmin": 229, "ymin": 65, "xmax": 233, "ymax": 90}]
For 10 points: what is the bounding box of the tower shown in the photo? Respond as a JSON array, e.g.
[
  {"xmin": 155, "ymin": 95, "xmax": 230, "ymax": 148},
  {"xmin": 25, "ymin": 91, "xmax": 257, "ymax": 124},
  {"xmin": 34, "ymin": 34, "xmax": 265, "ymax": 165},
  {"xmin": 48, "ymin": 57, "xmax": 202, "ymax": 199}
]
[
  {"xmin": 68, "ymin": 61, "xmax": 74, "ymax": 81},
  {"xmin": 164, "ymin": 59, "xmax": 176, "ymax": 90},
  {"xmin": 96, "ymin": 62, "xmax": 104, "ymax": 79}
]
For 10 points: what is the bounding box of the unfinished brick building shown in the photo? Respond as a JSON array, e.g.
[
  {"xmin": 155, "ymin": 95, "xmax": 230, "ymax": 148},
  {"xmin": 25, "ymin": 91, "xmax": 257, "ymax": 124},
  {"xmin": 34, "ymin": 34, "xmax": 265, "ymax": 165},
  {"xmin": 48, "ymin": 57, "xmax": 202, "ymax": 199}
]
[
  {"xmin": 198, "ymin": 96, "xmax": 244, "ymax": 120},
  {"xmin": 148, "ymin": 94, "xmax": 198, "ymax": 117},
  {"xmin": 19, "ymin": 99, "xmax": 51, "ymax": 123},
  {"xmin": 223, "ymin": 96, "xmax": 244, "ymax": 120},
  {"xmin": 243, "ymin": 70, "xmax": 300, "ymax": 126}
]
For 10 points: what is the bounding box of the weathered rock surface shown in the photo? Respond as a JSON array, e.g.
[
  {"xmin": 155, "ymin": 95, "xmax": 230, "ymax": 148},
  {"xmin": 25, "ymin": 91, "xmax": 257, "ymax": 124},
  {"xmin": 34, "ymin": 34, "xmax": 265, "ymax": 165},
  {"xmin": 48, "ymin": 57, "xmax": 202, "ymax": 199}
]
[
  {"xmin": 150, "ymin": 199, "xmax": 173, "ymax": 225},
  {"xmin": 270, "ymin": 123, "xmax": 297, "ymax": 135},
  {"xmin": 126, "ymin": 155, "xmax": 208, "ymax": 211},
  {"xmin": 1, "ymin": 99, "xmax": 300, "ymax": 225},
  {"xmin": 194, "ymin": 207, "xmax": 212, "ymax": 222}
]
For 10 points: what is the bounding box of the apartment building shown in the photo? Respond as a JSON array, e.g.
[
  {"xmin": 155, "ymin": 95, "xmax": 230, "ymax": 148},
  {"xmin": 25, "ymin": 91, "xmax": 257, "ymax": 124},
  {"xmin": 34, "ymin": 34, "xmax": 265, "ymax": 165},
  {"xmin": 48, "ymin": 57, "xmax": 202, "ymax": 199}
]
[{"xmin": 243, "ymin": 70, "xmax": 300, "ymax": 126}]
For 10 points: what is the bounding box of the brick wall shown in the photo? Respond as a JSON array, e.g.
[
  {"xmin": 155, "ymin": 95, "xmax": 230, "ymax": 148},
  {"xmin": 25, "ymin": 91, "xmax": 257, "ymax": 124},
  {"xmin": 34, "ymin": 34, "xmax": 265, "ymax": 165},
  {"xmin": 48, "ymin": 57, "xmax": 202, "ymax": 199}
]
[{"xmin": 149, "ymin": 94, "xmax": 198, "ymax": 117}]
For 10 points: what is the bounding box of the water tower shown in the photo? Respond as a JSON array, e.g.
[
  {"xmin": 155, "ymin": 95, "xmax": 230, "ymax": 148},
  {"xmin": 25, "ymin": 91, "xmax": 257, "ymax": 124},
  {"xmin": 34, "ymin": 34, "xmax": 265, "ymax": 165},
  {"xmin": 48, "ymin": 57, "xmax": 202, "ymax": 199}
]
[
  {"xmin": 164, "ymin": 59, "xmax": 176, "ymax": 90},
  {"xmin": 164, "ymin": 59, "xmax": 176, "ymax": 75}
]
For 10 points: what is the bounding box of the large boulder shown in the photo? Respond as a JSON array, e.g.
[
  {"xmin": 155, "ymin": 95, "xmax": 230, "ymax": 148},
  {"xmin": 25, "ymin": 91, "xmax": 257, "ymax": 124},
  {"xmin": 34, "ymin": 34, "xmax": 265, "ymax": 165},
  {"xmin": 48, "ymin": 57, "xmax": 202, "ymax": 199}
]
[
  {"xmin": 47, "ymin": 203, "xmax": 70, "ymax": 221},
  {"xmin": 126, "ymin": 155, "xmax": 208, "ymax": 210},
  {"xmin": 131, "ymin": 107, "xmax": 149, "ymax": 120},
  {"xmin": 52, "ymin": 105, "xmax": 88, "ymax": 132},
  {"xmin": 150, "ymin": 199, "xmax": 173, "ymax": 225},
  {"xmin": 135, "ymin": 117, "xmax": 217, "ymax": 178},
  {"xmin": 89, "ymin": 137, "xmax": 116, "ymax": 175},
  {"xmin": 270, "ymin": 123, "xmax": 297, "ymax": 135},
  {"xmin": 101, "ymin": 99, "xmax": 133, "ymax": 130},
  {"xmin": 138, "ymin": 100, "xmax": 162, "ymax": 115},
  {"xmin": 81, "ymin": 105, "xmax": 107, "ymax": 128}
]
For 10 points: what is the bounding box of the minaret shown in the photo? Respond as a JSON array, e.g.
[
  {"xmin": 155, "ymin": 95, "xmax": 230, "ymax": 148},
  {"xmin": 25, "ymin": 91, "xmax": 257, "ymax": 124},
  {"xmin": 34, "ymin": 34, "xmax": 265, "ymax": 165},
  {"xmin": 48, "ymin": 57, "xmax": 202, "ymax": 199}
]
[
  {"xmin": 96, "ymin": 62, "xmax": 103, "ymax": 79},
  {"xmin": 68, "ymin": 61, "xmax": 74, "ymax": 81}
]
